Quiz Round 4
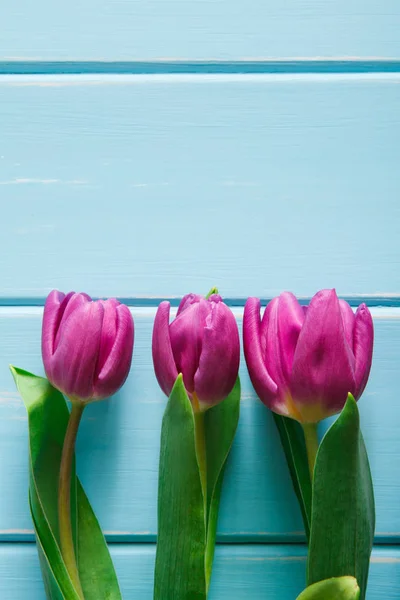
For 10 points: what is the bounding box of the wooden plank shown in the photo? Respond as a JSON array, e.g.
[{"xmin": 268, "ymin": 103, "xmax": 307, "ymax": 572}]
[
  {"xmin": 0, "ymin": 544, "xmax": 398, "ymax": 599},
  {"xmin": 1, "ymin": 1, "xmax": 400, "ymax": 61},
  {"xmin": 0, "ymin": 74, "xmax": 399, "ymax": 299},
  {"xmin": 0, "ymin": 307, "xmax": 399, "ymax": 541}
]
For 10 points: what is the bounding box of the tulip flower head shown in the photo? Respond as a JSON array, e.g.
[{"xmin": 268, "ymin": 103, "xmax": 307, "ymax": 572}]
[
  {"xmin": 152, "ymin": 293, "xmax": 240, "ymax": 411},
  {"xmin": 42, "ymin": 290, "xmax": 134, "ymax": 403},
  {"xmin": 243, "ymin": 289, "xmax": 373, "ymax": 423}
]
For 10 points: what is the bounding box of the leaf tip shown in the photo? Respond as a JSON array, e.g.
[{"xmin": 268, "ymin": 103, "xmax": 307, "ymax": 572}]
[
  {"xmin": 347, "ymin": 392, "xmax": 356, "ymax": 404},
  {"xmin": 9, "ymin": 364, "xmax": 18, "ymax": 382},
  {"xmin": 343, "ymin": 393, "xmax": 359, "ymax": 424},
  {"xmin": 175, "ymin": 372, "xmax": 184, "ymax": 386},
  {"xmin": 9, "ymin": 365, "xmax": 32, "ymax": 379},
  {"xmin": 169, "ymin": 373, "xmax": 187, "ymax": 400}
]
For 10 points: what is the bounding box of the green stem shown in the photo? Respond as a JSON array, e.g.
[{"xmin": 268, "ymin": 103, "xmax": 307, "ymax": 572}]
[
  {"xmin": 193, "ymin": 405, "xmax": 207, "ymax": 519},
  {"xmin": 302, "ymin": 423, "xmax": 319, "ymax": 482},
  {"xmin": 58, "ymin": 401, "xmax": 85, "ymax": 599}
]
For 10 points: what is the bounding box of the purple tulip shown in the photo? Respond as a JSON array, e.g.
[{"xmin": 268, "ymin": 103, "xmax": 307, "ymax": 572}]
[
  {"xmin": 42, "ymin": 290, "xmax": 134, "ymax": 403},
  {"xmin": 243, "ymin": 289, "xmax": 373, "ymax": 423},
  {"xmin": 152, "ymin": 293, "xmax": 240, "ymax": 410}
]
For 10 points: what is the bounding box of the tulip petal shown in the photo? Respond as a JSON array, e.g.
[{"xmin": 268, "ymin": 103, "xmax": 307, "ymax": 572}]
[
  {"xmin": 259, "ymin": 298, "xmax": 276, "ymax": 361},
  {"xmin": 263, "ymin": 293, "xmax": 305, "ymax": 395},
  {"xmin": 339, "ymin": 299, "xmax": 355, "ymax": 349},
  {"xmin": 94, "ymin": 302, "xmax": 134, "ymax": 399},
  {"xmin": 152, "ymin": 302, "xmax": 179, "ymax": 397},
  {"xmin": 96, "ymin": 299, "xmax": 119, "ymax": 375},
  {"xmin": 51, "ymin": 301, "xmax": 104, "ymax": 399},
  {"xmin": 207, "ymin": 293, "xmax": 223, "ymax": 303},
  {"xmin": 54, "ymin": 292, "xmax": 92, "ymax": 351},
  {"xmin": 169, "ymin": 299, "xmax": 211, "ymax": 393},
  {"xmin": 243, "ymin": 298, "xmax": 280, "ymax": 412},
  {"xmin": 176, "ymin": 293, "xmax": 203, "ymax": 316},
  {"xmin": 353, "ymin": 304, "xmax": 374, "ymax": 398},
  {"xmin": 194, "ymin": 301, "xmax": 240, "ymax": 406},
  {"xmin": 290, "ymin": 289, "xmax": 356, "ymax": 422},
  {"xmin": 42, "ymin": 290, "xmax": 68, "ymax": 382},
  {"xmin": 42, "ymin": 290, "xmax": 93, "ymax": 383}
]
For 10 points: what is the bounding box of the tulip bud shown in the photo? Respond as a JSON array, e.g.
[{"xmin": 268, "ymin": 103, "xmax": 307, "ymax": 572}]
[
  {"xmin": 42, "ymin": 290, "xmax": 134, "ymax": 403},
  {"xmin": 296, "ymin": 576, "xmax": 360, "ymax": 600},
  {"xmin": 152, "ymin": 293, "xmax": 240, "ymax": 411},
  {"xmin": 243, "ymin": 289, "xmax": 373, "ymax": 424}
]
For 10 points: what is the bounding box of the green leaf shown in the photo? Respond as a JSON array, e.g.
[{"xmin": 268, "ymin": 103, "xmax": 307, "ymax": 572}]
[
  {"xmin": 154, "ymin": 375, "xmax": 206, "ymax": 600},
  {"xmin": 204, "ymin": 377, "xmax": 240, "ymax": 589},
  {"xmin": 11, "ymin": 367, "xmax": 80, "ymax": 599},
  {"xmin": 273, "ymin": 414, "xmax": 312, "ymax": 540},
  {"xmin": 11, "ymin": 366, "xmax": 122, "ymax": 600},
  {"xmin": 307, "ymin": 395, "xmax": 375, "ymax": 600},
  {"xmin": 77, "ymin": 481, "xmax": 122, "ymax": 599},
  {"xmin": 296, "ymin": 577, "xmax": 360, "ymax": 600},
  {"xmin": 30, "ymin": 496, "xmax": 65, "ymax": 600}
]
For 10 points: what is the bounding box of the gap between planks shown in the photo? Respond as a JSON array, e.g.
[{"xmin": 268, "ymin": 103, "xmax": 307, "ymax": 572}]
[
  {"xmin": 0, "ymin": 60, "xmax": 400, "ymax": 76},
  {"xmin": 1, "ymin": 532, "xmax": 399, "ymax": 545}
]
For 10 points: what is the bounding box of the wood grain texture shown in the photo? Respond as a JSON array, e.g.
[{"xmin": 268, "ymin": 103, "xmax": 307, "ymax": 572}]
[
  {"xmin": 0, "ymin": 544, "xmax": 398, "ymax": 600},
  {"xmin": 1, "ymin": 1, "xmax": 400, "ymax": 61},
  {"xmin": 0, "ymin": 74, "xmax": 399, "ymax": 299},
  {"xmin": 0, "ymin": 307, "xmax": 399, "ymax": 541}
]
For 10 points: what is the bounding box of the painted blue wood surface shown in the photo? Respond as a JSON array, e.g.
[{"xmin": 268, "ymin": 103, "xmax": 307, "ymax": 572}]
[
  {"xmin": 1, "ymin": 1, "xmax": 400, "ymax": 61},
  {"xmin": 0, "ymin": 308, "xmax": 399, "ymax": 542},
  {"xmin": 0, "ymin": 74, "xmax": 399, "ymax": 300},
  {"xmin": 1, "ymin": 5, "xmax": 399, "ymax": 592},
  {"xmin": 0, "ymin": 544, "xmax": 398, "ymax": 600}
]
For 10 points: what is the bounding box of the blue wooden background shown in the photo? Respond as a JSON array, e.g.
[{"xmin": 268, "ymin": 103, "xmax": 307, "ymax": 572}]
[{"xmin": 1, "ymin": 2, "xmax": 400, "ymax": 598}]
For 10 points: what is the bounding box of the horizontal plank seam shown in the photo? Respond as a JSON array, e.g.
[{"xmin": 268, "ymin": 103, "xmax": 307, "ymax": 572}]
[
  {"xmin": 1, "ymin": 60, "xmax": 400, "ymax": 75},
  {"xmin": 0, "ymin": 536, "xmax": 398, "ymax": 545}
]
